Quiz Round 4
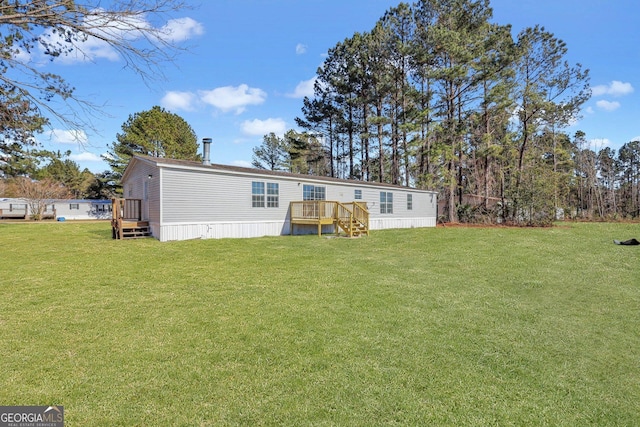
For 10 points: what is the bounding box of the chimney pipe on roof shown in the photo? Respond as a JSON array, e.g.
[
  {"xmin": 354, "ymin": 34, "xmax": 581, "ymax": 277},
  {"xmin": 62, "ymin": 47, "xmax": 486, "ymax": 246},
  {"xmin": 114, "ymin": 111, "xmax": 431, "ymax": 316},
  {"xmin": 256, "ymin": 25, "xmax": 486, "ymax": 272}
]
[{"xmin": 202, "ymin": 138, "xmax": 212, "ymax": 165}]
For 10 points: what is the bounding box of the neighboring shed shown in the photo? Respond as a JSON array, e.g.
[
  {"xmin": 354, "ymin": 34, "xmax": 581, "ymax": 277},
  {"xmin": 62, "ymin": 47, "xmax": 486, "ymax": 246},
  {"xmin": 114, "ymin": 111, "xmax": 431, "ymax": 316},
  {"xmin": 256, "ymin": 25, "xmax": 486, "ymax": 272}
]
[{"xmin": 118, "ymin": 149, "xmax": 438, "ymax": 242}]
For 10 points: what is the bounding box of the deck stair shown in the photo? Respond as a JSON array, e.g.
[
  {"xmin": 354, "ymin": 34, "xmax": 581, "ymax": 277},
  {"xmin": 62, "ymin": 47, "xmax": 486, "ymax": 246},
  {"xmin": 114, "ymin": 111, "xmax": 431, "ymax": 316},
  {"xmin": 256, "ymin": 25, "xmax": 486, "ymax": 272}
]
[
  {"xmin": 335, "ymin": 201, "xmax": 369, "ymax": 237},
  {"xmin": 337, "ymin": 216, "xmax": 369, "ymax": 237},
  {"xmin": 119, "ymin": 221, "xmax": 151, "ymax": 239},
  {"xmin": 290, "ymin": 201, "xmax": 369, "ymax": 237}
]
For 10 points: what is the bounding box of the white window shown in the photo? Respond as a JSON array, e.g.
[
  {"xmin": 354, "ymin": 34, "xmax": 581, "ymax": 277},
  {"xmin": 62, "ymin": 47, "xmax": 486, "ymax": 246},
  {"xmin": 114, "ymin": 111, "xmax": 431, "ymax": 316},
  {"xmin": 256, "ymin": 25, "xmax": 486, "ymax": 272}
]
[
  {"xmin": 380, "ymin": 192, "xmax": 393, "ymax": 214},
  {"xmin": 252, "ymin": 181, "xmax": 265, "ymax": 207},
  {"xmin": 253, "ymin": 182, "xmax": 279, "ymax": 208},
  {"xmin": 303, "ymin": 185, "xmax": 326, "ymax": 201},
  {"xmin": 267, "ymin": 183, "xmax": 279, "ymax": 208}
]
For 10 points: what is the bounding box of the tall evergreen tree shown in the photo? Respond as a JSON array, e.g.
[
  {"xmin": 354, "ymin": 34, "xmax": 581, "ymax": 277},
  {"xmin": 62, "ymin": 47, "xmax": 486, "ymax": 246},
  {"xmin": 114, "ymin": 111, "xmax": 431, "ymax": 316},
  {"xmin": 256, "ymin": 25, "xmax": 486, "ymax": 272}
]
[
  {"xmin": 104, "ymin": 106, "xmax": 199, "ymax": 179},
  {"xmin": 252, "ymin": 133, "xmax": 288, "ymax": 171},
  {"xmin": 508, "ymin": 25, "xmax": 590, "ymax": 222}
]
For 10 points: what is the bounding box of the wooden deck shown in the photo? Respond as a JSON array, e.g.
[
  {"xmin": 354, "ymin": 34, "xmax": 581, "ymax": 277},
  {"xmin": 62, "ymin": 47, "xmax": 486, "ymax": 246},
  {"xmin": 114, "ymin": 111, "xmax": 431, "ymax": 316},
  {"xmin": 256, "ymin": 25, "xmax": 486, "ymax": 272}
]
[
  {"xmin": 111, "ymin": 198, "xmax": 151, "ymax": 239},
  {"xmin": 290, "ymin": 201, "xmax": 369, "ymax": 237}
]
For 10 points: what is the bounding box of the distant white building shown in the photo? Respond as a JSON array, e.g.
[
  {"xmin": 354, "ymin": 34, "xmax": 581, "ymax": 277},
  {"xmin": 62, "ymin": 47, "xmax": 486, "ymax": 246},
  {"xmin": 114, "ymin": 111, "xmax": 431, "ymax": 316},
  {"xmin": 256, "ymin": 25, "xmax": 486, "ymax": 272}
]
[
  {"xmin": 55, "ymin": 199, "xmax": 112, "ymax": 220},
  {"xmin": 0, "ymin": 198, "xmax": 111, "ymax": 220},
  {"xmin": 117, "ymin": 141, "xmax": 438, "ymax": 241}
]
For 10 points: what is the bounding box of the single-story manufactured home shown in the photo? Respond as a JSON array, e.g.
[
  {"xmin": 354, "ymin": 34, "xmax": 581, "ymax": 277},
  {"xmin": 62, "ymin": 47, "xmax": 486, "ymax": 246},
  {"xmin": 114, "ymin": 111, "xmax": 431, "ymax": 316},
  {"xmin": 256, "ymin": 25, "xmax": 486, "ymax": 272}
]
[
  {"xmin": 117, "ymin": 142, "xmax": 438, "ymax": 241},
  {"xmin": 0, "ymin": 198, "xmax": 112, "ymax": 220}
]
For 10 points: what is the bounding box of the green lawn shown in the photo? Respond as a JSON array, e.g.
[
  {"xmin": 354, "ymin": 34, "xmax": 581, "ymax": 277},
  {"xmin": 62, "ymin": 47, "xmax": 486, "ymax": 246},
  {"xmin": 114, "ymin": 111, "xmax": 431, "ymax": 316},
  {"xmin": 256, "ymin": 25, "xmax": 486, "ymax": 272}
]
[{"xmin": 1, "ymin": 221, "xmax": 639, "ymax": 426}]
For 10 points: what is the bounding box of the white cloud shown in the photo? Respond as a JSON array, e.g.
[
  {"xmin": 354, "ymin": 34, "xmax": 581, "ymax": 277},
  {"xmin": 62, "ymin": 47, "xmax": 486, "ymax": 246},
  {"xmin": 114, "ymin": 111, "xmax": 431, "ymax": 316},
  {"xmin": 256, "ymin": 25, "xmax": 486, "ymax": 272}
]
[
  {"xmin": 296, "ymin": 43, "xmax": 307, "ymax": 55},
  {"xmin": 39, "ymin": 10, "xmax": 202, "ymax": 64},
  {"xmin": 11, "ymin": 46, "xmax": 32, "ymax": 63},
  {"xmin": 596, "ymin": 100, "xmax": 621, "ymax": 111},
  {"xmin": 40, "ymin": 27, "xmax": 119, "ymax": 64},
  {"xmin": 160, "ymin": 17, "xmax": 204, "ymax": 42},
  {"xmin": 288, "ymin": 76, "xmax": 316, "ymax": 98},
  {"xmin": 161, "ymin": 91, "xmax": 197, "ymax": 111},
  {"xmin": 69, "ymin": 152, "xmax": 102, "ymax": 162},
  {"xmin": 38, "ymin": 8, "xmax": 142, "ymax": 64},
  {"xmin": 241, "ymin": 118, "xmax": 287, "ymax": 136},
  {"xmin": 592, "ymin": 80, "xmax": 634, "ymax": 97},
  {"xmin": 48, "ymin": 129, "xmax": 89, "ymax": 145},
  {"xmin": 199, "ymin": 84, "xmax": 267, "ymax": 114}
]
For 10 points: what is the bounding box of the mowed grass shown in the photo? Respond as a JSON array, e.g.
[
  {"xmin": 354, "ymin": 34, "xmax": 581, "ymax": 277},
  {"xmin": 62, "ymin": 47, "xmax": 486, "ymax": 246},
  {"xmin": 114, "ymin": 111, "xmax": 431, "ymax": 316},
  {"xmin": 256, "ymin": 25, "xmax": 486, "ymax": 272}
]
[{"xmin": 1, "ymin": 221, "xmax": 639, "ymax": 426}]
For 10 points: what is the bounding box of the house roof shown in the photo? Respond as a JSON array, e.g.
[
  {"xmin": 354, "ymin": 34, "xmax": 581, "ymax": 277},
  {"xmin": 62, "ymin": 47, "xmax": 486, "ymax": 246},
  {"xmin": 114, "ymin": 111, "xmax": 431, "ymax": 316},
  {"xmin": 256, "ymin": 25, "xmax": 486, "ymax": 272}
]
[{"xmin": 126, "ymin": 154, "xmax": 437, "ymax": 194}]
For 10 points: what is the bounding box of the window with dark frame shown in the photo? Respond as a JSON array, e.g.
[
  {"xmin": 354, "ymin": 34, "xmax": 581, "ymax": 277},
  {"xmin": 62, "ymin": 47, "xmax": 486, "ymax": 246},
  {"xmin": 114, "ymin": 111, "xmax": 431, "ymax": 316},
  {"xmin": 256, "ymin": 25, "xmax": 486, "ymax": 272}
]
[
  {"xmin": 93, "ymin": 204, "xmax": 112, "ymax": 213},
  {"xmin": 407, "ymin": 194, "xmax": 413, "ymax": 210},
  {"xmin": 355, "ymin": 189, "xmax": 362, "ymax": 200},
  {"xmin": 70, "ymin": 203, "xmax": 80, "ymax": 210}
]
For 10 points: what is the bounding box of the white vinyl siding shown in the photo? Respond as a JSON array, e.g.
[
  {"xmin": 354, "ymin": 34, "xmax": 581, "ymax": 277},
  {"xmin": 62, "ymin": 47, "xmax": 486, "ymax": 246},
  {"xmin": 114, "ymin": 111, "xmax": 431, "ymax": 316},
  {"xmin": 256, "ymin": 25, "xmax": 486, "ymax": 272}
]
[
  {"xmin": 159, "ymin": 167, "xmax": 436, "ymax": 225},
  {"xmin": 162, "ymin": 169, "xmax": 290, "ymax": 223},
  {"xmin": 122, "ymin": 160, "xmax": 160, "ymax": 224}
]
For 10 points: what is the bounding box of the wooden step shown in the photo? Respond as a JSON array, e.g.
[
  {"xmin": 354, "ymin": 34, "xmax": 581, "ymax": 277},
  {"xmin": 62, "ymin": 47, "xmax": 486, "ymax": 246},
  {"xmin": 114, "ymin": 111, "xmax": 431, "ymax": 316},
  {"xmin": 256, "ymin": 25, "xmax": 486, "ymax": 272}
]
[
  {"xmin": 121, "ymin": 227, "xmax": 151, "ymax": 238},
  {"xmin": 114, "ymin": 220, "xmax": 152, "ymax": 239}
]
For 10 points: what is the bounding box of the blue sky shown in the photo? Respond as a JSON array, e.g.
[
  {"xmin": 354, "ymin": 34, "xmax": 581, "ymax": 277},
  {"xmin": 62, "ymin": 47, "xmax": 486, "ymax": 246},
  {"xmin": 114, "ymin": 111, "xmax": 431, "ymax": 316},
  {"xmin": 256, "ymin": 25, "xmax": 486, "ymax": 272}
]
[{"xmin": 34, "ymin": 0, "xmax": 639, "ymax": 172}]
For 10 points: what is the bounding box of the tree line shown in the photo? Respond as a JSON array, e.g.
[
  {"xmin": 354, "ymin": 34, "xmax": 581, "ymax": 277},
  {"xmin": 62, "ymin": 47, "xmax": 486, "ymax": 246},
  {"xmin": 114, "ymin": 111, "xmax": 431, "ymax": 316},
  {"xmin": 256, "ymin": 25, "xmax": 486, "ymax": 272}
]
[{"xmin": 253, "ymin": 0, "xmax": 603, "ymax": 225}]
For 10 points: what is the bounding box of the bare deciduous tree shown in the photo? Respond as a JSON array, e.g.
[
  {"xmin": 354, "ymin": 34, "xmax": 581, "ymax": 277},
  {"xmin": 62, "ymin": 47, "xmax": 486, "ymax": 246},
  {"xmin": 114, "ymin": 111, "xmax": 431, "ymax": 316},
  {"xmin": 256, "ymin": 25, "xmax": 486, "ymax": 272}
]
[
  {"xmin": 0, "ymin": 1, "xmax": 198, "ymax": 143},
  {"xmin": 10, "ymin": 177, "xmax": 71, "ymax": 220}
]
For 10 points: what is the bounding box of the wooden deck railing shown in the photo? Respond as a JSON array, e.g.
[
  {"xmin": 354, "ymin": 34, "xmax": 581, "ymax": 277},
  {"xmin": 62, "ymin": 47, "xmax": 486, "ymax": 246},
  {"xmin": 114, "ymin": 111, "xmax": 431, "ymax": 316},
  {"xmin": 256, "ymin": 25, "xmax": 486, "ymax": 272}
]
[
  {"xmin": 111, "ymin": 198, "xmax": 150, "ymax": 239},
  {"xmin": 113, "ymin": 198, "xmax": 142, "ymax": 221},
  {"xmin": 290, "ymin": 201, "xmax": 336, "ymax": 222},
  {"xmin": 290, "ymin": 201, "xmax": 369, "ymax": 237}
]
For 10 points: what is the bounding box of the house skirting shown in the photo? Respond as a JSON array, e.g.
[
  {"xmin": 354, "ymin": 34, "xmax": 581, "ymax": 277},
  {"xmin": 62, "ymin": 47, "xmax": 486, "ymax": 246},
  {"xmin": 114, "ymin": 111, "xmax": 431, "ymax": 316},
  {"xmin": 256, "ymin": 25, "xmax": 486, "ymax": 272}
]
[
  {"xmin": 369, "ymin": 217, "xmax": 436, "ymax": 230},
  {"xmin": 151, "ymin": 217, "xmax": 436, "ymax": 242},
  {"xmin": 154, "ymin": 220, "xmax": 286, "ymax": 241}
]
